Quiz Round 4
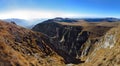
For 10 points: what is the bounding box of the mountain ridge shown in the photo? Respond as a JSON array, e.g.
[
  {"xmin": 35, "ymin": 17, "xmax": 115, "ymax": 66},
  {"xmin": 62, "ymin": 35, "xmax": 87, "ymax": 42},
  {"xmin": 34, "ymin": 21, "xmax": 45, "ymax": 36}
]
[
  {"xmin": 0, "ymin": 18, "xmax": 120, "ymax": 66},
  {"xmin": 3, "ymin": 18, "xmax": 47, "ymax": 28},
  {"xmin": 32, "ymin": 18, "xmax": 120, "ymax": 66},
  {"xmin": 0, "ymin": 20, "xmax": 65, "ymax": 66}
]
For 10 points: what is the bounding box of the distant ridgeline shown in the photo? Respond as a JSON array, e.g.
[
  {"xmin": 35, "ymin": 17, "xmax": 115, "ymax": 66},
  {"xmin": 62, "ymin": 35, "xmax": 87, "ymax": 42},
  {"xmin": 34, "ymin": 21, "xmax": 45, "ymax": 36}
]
[
  {"xmin": 83, "ymin": 18, "xmax": 120, "ymax": 22},
  {"xmin": 41, "ymin": 17, "xmax": 120, "ymax": 24},
  {"xmin": 42, "ymin": 17, "xmax": 78, "ymax": 23}
]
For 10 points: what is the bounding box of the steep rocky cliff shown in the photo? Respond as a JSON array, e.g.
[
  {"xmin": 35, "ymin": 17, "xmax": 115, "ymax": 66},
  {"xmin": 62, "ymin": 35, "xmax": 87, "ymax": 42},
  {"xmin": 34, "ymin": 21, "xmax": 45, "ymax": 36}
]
[
  {"xmin": 1, "ymin": 18, "xmax": 120, "ymax": 66},
  {"xmin": 32, "ymin": 22, "xmax": 116, "ymax": 57},
  {"xmin": 32, "ymin": 19, "xmax": 120, "ymax": 64},
  {"xmin": 78, "ymin": 26, "xmax": 120, "ymax": 66}
]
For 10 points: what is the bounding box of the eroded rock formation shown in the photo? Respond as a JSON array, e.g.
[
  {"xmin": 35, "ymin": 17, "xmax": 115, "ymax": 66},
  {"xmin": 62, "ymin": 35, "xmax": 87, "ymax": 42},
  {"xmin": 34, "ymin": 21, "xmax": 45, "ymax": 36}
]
[
  {"xmin": 0, "ymin": 18, "xmax": 120, "ymax": 66},
  {"xmin": 32, "ymin": 20, "xmax": 118, "ymax": 64}
]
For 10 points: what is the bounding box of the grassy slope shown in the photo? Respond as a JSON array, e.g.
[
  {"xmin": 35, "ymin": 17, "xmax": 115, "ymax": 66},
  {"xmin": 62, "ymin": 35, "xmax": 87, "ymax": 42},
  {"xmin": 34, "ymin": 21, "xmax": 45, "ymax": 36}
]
[{"xmin": 0, "ymin": 20, "xmax": 65, "ymax": 66}]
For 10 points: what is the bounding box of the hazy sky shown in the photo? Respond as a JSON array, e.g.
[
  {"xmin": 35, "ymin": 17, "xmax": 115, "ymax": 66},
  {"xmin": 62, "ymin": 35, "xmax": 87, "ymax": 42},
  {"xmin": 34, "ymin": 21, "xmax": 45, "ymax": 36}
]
[{"xmin": 0, "ymin": 0, "xmax": 120, "ymax": 20}]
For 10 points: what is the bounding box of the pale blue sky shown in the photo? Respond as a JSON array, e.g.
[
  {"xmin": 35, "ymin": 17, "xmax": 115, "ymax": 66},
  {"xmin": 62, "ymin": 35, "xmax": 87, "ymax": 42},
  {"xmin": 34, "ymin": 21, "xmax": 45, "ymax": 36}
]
[{"xmin": 0, "ymin": 0, "xmax": 120, "ymax": 19}]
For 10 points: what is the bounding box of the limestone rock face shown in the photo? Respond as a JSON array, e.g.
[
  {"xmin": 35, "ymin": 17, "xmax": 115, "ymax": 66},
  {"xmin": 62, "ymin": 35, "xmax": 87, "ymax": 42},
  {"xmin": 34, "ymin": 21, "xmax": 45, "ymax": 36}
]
[{"xmin": 79, "ymin": 26, "xmax": 120, "ymax": 66}]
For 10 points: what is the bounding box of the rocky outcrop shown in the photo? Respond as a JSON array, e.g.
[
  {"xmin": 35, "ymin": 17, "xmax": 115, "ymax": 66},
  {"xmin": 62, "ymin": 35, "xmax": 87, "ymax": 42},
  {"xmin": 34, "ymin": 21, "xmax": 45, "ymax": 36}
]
[
  {"xmin": 32, "ymin": 22, "xmax": 88, "ymax": 58},
  {"xmin": 78, "ymin": 26, "xmax": 120, "ymax": 66},
  {"xmin": 1, "ymin": 18, "xmax": 120, "ymax": 66},
  {"xmin": 32, "ymin": 20, "xmax": 115, "ymax": 64},
  {"xmin": 33, "ymin": 22, "xmax": 86, "ymax": 63}
]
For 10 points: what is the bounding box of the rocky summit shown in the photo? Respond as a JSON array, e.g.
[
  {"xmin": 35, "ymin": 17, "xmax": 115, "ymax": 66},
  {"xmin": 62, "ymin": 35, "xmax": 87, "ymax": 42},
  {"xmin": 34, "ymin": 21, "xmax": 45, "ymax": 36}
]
[{"xmin": 0, "ymin": 18, "xmax": 120, "ymax": 66}]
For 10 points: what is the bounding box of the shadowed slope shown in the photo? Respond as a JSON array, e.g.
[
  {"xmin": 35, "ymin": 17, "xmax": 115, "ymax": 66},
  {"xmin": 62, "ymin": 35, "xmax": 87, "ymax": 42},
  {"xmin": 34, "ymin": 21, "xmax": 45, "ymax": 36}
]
[{"xmin": 32, "ymin": 19, "xmax": 120, "ymax": 65}]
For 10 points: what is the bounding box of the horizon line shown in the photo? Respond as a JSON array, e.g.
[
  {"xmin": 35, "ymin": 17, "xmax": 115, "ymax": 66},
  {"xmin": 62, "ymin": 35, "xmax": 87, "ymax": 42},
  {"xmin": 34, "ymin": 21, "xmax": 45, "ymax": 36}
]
[{"xmin": 0, "ymin": 9, "xmax": 120, "ymax": 20}]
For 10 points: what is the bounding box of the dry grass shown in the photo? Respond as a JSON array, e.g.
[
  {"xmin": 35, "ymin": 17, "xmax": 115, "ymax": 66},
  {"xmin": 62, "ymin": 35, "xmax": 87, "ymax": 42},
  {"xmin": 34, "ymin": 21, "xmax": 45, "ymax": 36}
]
[
  {"xmin": 0, "ymin": 20, "xmax": 65, "ymax": 66},
  {"xmin": 76, "ymin": 26, "xmax": 120, "ymax": 66}
]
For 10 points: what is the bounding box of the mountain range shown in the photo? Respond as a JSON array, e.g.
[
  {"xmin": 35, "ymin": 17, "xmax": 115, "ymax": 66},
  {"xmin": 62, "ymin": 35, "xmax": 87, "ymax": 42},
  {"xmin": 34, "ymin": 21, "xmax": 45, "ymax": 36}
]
[
  {"xmin": 3, "ymin": 18, "xmax": 47, "ymax": 28},
  {"xmin": 0, "ymin": 17, "xmax": 120, "ymax": 66},
  {"xmin": 2, "ymin": 17, "xmax": 120, "ymax": 29}
]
